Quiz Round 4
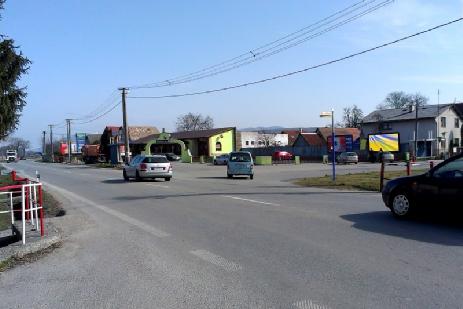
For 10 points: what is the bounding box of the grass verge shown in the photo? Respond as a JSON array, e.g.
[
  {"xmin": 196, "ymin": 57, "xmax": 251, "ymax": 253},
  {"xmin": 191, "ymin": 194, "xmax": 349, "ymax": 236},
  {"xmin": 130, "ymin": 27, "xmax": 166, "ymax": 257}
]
[
  {"xmin": 0, "ymin": 241, "xmax": 62, "ymax": 272},
  {"xmin": 0, "ymin": 175, "xmax": 65, "ymax": 231},
  {"xmin": 294, "ymin": 169, "xmax": 426, "ymax": 192}
]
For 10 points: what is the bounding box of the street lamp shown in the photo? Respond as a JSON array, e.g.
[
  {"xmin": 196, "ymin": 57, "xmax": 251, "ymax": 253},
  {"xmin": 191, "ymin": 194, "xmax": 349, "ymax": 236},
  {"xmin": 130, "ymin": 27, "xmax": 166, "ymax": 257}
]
[{"xmin": 320, "ymin": 109, "xmax": 336, "ymax": 181}]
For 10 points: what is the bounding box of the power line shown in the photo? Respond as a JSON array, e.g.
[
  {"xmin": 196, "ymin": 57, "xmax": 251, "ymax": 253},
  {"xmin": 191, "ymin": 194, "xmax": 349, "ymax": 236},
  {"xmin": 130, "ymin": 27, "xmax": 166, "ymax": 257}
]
[
  {"xmin": 128, "ymin": 17, "xmax": 463, "ymax": 100},
  {"xmin": 128, "ymin": 0, "xmax": 393, "ymax": 89},
  {"xmin": 74, "ymin": 101, "xmax": 122, "ymax": 124}
]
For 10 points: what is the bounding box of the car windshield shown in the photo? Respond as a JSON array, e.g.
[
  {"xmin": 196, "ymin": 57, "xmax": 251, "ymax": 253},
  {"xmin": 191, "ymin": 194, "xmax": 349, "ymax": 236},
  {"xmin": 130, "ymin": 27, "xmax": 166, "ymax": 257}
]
[
  {"xmin": 229, "ymin": 153, "xmax": 251, "ymax": 162},
  {"xmin": 143, "ymin": 156, "xmax": 169, "ymax": 163}
]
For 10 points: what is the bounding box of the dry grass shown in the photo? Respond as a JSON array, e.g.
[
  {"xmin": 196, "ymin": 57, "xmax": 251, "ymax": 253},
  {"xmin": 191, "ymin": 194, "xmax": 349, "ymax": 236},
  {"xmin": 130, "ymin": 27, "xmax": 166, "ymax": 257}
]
[{"xmin": 294, "ymin": 169, "xmax": 425, "ymax": 192}]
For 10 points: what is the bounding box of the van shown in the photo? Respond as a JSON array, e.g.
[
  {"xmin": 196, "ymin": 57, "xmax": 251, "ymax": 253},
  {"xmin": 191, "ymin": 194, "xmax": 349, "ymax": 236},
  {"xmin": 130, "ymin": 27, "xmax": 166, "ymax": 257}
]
[{"xmin": 227, "ymin": 151, "xmax": 254, "ymax": 179}]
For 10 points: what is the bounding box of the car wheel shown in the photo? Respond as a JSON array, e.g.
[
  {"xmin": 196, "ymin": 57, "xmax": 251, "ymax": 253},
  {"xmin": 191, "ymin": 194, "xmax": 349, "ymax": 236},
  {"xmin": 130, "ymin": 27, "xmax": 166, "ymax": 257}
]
[
  {"xmin": 135, "ymin": 171, "xmax": 142, "ymax": 181},
  {"xmin": 123, "ymin": 170, "xmax": 129, "ymax": 181},
  {"xmin": 250, "ymin": 174, "xmax": 254, "ymax": 180},
  {"xmin": 227, "ymin": 174, "xmax": 232, "ymax": 178},
  {"xmin": 165, "ymin": 177, "xmax": 171, "ymax": 182},
  {"xmin": 390, "ymin": 191, "xmax": 413, "ymax": 218}
]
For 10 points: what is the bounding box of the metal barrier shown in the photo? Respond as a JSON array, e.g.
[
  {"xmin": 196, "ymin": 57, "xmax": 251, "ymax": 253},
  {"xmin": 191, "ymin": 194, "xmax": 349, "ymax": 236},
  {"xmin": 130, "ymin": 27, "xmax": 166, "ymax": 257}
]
[{"xmin": 0, "ymin": 172, "xmax": 45, "ymax": 244}]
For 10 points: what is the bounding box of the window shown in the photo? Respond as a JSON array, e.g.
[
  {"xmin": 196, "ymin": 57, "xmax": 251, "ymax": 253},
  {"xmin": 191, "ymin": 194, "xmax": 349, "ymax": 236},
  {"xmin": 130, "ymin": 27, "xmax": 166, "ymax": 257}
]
[
  {"xmin": 454, "ymin": 138, "xmax": 460, "ymax": 147},
  {"xmin": 229, "ymin": 152, "xmax": 252, "ymax": 162},
  {"xmin": 455, "ymin": 118, "xmax": 460, "ymax": 128},
  {"xmin": 434, "ymin": 157, "xmax": 463, "ymax": 179},
  {"xmin": 251, "ymin": 141, "xmax": 255, "ymax": 145},
  {"xmin": 245, "ymin": 141, "xmax": 249, "ymax": 146},
  {"xmin": 215, "ymin": 142, "xmax": 222, "ymax": 151},
  {"xmin": 441, "ymin": 117, "xmax": 446, "ymax": 128},
  {"xmin": 379, "ymin": 123, "xmax": 392, "ymax": 130},
  {"xmin": 258, "ymin": 140, "xmax": 263, "ymax": 145},
  {"xmin": 143, "ymin": 156, "xmax": 169, "ymax": 163}
]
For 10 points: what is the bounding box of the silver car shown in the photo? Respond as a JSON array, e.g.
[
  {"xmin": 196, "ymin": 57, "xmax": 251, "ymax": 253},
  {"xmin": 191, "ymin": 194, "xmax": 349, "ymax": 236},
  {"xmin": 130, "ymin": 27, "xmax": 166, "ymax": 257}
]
[
  {"xmin": 123, "ymin": 155, "xmax": 172, "ymax": 181},
  {"xmin": 337, "ymin": 152, "xmax": 359, "ymax": 164},
  {"xmin": 214, "ymin": 154, "xmax": 229, "ymax": 165},
  {"xmin": 380, "ymin": 152, "xmax": 394, "ymax": 163}
]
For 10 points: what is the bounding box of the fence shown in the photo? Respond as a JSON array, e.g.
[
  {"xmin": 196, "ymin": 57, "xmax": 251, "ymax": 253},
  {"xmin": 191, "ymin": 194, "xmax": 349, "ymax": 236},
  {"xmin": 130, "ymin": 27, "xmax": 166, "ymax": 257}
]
[{"xmin": 0, "ymin": 171, "xmax": 44, "ymax": 244}]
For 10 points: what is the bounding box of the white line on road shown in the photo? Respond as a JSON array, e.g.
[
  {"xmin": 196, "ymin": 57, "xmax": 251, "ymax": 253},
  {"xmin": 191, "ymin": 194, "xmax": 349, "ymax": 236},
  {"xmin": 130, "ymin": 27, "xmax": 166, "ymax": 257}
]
[
  {"xmin": 190, "ymin": 249, "xmax": 241, "ymax": 272},
  {"xmin": 293, "ymin": 299, "xmax": 331, "ymax": 309},
  {"xmin": 145, "ymin": 183, "xmax": 170, "ymax": 189},
  {"xmin": 222, "ymin": 195, "xmax": 280, "ymax": 206}
]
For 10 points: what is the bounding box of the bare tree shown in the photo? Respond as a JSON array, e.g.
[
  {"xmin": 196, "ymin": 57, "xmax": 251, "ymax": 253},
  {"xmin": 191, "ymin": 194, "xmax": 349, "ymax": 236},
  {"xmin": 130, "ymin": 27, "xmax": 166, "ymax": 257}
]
[
  {"xmin": 377, "ymin": 91, "xmax": 428, "ymax": 109},
  {"xmin": 6, "ymin": 137, "xmax": 30, "ymax": 151},
  {"xmin": 256, "ymin": 131, "xmax": 276, "ymax": 147},
  {"xmin": 341, "ymin": 105, "xmax": 364, "ymax": 128},
  {"xmin": 175, "ymin": 112, "xmax": 214, "ymax": 132}
]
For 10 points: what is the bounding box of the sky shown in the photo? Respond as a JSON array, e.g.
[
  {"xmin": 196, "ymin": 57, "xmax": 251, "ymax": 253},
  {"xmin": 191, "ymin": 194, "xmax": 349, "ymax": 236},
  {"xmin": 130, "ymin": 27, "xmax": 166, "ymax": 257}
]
[{"xmin": 2, "ymin": 0, "xmax": 463, "ymax": 149}]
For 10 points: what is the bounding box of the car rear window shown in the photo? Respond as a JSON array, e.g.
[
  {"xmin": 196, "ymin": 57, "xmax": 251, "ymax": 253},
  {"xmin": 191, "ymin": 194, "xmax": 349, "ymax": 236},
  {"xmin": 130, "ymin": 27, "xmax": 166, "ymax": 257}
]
[
  {"xmin": 229, "ymin": 153, "xmax": 251, "ymax": 162},
  {"xmin": 143, "ymin": 156, "xmax": 169, "ymax": 163},
  {"xmin": 347, "ymin": 152, "xmax": 357, "ymax": 156}
]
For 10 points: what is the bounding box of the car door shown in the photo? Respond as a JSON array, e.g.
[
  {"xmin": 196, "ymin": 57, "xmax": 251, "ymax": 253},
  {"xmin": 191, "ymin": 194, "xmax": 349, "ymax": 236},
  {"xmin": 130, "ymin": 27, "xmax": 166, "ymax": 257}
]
[
  {"xmin": 432, "ymin": 156, "xmax": 463, "ymax": 207},
  {"xmin": 127, "ymin": 156, "xmax": 141, "ymax": 177}
]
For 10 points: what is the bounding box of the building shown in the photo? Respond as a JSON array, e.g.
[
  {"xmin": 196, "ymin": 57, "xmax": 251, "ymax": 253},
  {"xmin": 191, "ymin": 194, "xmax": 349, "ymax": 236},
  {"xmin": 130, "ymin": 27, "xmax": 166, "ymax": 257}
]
[
  {"xmin": 100, "ymin": 126, "xmax": 159, "ymax": 164},
  {"xmin": 171, "ymin": 127, "xmax": 236, "ymax": 158},
  {"xmin": 236, "ymin": 131, "xmax": 289, "ymax": 149},
  {"xmin": 362, "ymin": 104, "xmax": 462, "ymax": 157}
]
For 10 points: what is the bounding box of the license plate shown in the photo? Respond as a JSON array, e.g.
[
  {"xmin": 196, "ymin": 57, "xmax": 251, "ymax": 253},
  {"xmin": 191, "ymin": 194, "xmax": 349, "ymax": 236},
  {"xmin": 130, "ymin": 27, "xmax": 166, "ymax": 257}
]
[{"xmin": 151, "ymin": 167, "xmax": 164, "ymax": 171}]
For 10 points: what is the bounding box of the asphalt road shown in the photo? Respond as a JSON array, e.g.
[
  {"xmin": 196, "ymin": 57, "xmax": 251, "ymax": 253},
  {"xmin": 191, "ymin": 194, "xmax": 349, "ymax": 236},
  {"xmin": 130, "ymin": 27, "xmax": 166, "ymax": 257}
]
[{"xmin": 1, "ymin": 160, "xmax": 462, "ymax": 309}]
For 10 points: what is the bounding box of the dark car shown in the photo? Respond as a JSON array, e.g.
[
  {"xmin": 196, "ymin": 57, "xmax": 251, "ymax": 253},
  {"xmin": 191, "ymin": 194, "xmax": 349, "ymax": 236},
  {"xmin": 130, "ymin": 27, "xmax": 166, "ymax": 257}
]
[
  {"xmin": 382, "ymin": 153, "xmax": 463, "ymax": 217},
  {"xmin": 164, "ymin": 153, "xmax": 181, "ymax": 161},
  {"xmin": 272, "ymin": 151, "xmax": 293, "ymax": 161}
]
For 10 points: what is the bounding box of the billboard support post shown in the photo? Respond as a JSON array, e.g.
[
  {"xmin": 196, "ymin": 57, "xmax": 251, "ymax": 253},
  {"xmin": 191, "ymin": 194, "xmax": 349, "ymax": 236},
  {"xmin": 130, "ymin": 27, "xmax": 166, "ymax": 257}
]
[{"xmin": 320, "ymin": 109, "xmax": 336, "ymax": 181}]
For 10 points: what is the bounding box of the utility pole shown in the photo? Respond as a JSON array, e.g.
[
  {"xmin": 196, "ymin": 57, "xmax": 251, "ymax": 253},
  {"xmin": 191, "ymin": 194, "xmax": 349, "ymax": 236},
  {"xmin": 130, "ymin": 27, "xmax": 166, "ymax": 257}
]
[
  {"xmin": 42, "ymin": 131, "xmax": 46, "ymax": 156},
  {"xmin": 320, "ymin": 109, "xmax": 336, "ymax": 181},
  {"xmin": 119, "ymin": 87, "xmax": 130, "ymax": 164},
  {"xmin": 66, "ymin": 119, "xmax": 72, "ymax": 164},
  {"xmin": 48, "ymin": 124, "xmax": 54, "ymax": 163},
  {"xmin": 414, "ymin": 99, "xmax": 419, "ymax": 159},
  {"xmin": 437, "ymin": 89, "xmax": 440, "ymax": 158}
]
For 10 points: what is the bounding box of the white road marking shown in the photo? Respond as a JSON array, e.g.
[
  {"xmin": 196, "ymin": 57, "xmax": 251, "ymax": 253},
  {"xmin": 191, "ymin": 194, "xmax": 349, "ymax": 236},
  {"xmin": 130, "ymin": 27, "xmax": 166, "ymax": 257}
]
[
  {"xmin": 222, "ymin": 195, "xmax": 280, "ymax": 206},
  {"xmin": 190, "ymin": 249, "xmax": 241, "ymax": 272},
  {"xmin": 293, "ymin": 299, "xmax": 331, "ymax": 309},
  {"xmin": 4, "ymin": 167, "xmax": 170, "ymax": 238},
  {"xmin": 145, "ymin": 183, "xmax": 170, "ymax": 189}
]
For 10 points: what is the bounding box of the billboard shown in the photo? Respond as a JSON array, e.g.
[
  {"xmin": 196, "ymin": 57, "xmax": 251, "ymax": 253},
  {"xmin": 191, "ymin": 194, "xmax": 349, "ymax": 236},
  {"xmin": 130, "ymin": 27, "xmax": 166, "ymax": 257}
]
[
  {"xmin": 368, "ymin": 133, "xmax": 400, "ymax": 152},
  {"xmin": 327, "ymin": 135, "xmax": 353, "ymax": 152},
  {"xmin": 75, "ymin": 133, "xmax": 86, "ymax": 153}
]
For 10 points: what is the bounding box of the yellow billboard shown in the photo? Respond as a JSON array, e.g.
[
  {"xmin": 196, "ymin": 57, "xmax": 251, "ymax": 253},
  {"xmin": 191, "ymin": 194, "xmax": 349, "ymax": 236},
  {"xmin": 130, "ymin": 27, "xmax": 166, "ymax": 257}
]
[{"xmin": 368, "ymin": 133, "xmax": 400, "ymax": 152}]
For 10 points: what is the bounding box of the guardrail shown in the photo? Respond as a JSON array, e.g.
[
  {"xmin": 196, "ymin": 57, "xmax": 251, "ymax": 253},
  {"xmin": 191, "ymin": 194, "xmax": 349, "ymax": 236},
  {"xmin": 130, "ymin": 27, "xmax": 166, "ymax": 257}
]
[{"xmin": 0, "ymin": 171, "xmax": 44, "ymax": 244}]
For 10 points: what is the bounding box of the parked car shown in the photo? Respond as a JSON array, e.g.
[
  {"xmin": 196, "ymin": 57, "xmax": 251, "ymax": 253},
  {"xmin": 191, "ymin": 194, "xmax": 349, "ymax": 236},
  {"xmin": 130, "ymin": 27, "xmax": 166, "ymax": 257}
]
[
  {"xmin": 227, "ymin": 151, "xmax": 254, "ymax": 179},
  {"xmin": 336, "ymin": 152, "xmax": 358, "ymax": 164},
  {"xmin": 380, "ymin": 151, "xmax": 394, "ymax": 163},
  {"xmin": 382, "ymin": 153, "xmax": 463, "ymax": 217},
  {"xmin": 272, "ymin": 151, "xmax": 293, "ymax": 161},
  {"xmin": 165, "ymin": 153, "xmax": 181, "ymax": 161},
  {"xmin": 123, "ymin": 155, "xmax": 172, "ymax": 181},
  {"xmin": 214, "ymin": 154, "xmax": 229, "ymax": 165}
]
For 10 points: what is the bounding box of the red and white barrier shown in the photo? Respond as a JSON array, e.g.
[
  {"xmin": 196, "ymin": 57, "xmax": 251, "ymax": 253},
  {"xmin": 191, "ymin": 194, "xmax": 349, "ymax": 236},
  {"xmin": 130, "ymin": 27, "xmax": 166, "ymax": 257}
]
[{"xmin": 0, "ymin": 171, "xmax": 45, "ymax": 244}]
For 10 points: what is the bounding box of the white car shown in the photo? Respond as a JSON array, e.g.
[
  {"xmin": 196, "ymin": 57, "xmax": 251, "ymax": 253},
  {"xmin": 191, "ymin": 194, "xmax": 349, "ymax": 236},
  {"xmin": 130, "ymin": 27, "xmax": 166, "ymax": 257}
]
[{"xmin": 123, "ymin": 155, "xmax": 172, "ymax": 181}]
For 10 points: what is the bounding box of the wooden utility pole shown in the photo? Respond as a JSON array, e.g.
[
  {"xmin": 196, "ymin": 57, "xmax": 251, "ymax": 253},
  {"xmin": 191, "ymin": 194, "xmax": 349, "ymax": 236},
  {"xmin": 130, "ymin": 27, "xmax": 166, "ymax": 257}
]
[
  {"xmin": 66, "ymin": 119, "xmax": 72, "ymax": 163},
  {"xmin": 42, "ymin": 131, "xmax": 46, "ymax": 156},
  {"xmin": 119, "ymin": 87, "xmax": 130, "ymax": 164},
  {"xmin": 48, "ymin": 124, "xmax": 54, "ymax": 163}
]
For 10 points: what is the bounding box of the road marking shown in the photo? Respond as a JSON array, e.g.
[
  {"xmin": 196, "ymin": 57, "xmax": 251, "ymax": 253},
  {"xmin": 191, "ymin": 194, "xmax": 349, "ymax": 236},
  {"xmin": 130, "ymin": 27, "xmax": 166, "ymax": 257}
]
[
  {"xmin": 4, "ymin": 167, "xmax": 170, "ymax": 238},
  {"xmin": 293, "ymin": 299, "xmax": 331, "ymax": 309},
  {"xmin": 145, "ymin": 183, "xmax": 170, "ymax": 189},
  {"xmin": 222, "ymin": 195, "xmax": 280, "ymax": 206},
  {"xmin": 190, "ymin": 249, "xmax": 241, "ymax": 272}
]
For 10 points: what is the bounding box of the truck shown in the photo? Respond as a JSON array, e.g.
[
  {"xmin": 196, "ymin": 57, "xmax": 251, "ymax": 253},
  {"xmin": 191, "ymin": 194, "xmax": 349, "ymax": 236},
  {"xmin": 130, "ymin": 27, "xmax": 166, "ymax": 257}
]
[
  {"xmin": 81, "ymin": 144, "xmax": 105, "ymax": 164},
  {"xmin": 6, "ymin": 150, "xmax": 17, "ymax": 162}
]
